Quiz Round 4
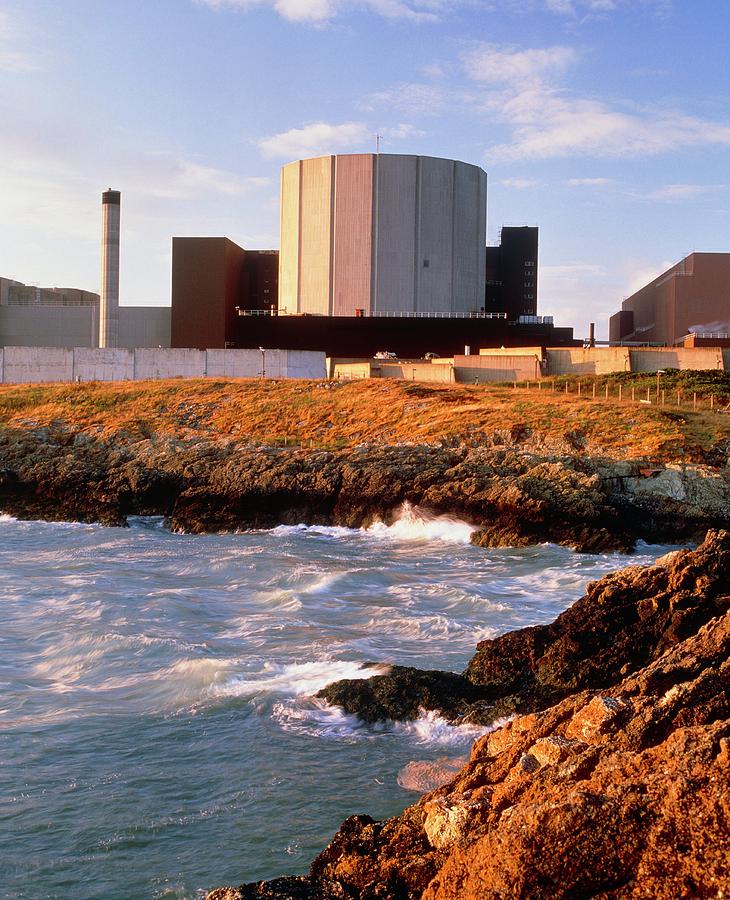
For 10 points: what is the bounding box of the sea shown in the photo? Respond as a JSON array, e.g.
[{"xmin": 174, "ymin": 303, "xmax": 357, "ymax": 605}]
[{"xmin": 0, "ymin": 505, "xmax": 679, "ymax": 899}]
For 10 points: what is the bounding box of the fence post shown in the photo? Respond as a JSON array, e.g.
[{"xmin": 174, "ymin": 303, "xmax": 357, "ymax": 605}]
[
  {"xmin": 619, "ymin": 384, "xmax": 623, "ymax": 402},
  {"xmin": 605, "ymin": 383, "xmax": 609, "ymax": 400},
  {"xmin": 711, "ymin": 394, "xmax": 715, "ymax": 410},
  {"xmin": 592, "ymin": 383, "xmax": 596, "ymax": 399},
  {"xmin": 677, "ymin": 390, "xmax": 680, "ymax": 408},
  {"xmin": 631, "ymin": 387, "xmax": 635, "ymax": 402},
  {"xmin": 578, "ymin": 381, "xmax": 581, "ymax": 396},
  {"xmin": 661, "ymin": 389, "xmax": 665, "ymax": 405},
  {"xmin": 565, "ymin": 381, "xmax": 569, "ymax": 394},
  {"xmin": 646, "ymin": 387, "xmax": 650, "ymax": 402}
]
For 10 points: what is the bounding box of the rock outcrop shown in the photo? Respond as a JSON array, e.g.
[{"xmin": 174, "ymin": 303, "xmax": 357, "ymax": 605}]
[
  {"xmin": 318, "ymin": 530, "xmax": 730, "ymax": 725},
  {"xmin": 209, "ymin": 531, "xmax": 730, "ymax": 899},
  {"xmin": 0, "ymin": 426, "xmax": 729, "ymax": 550}
]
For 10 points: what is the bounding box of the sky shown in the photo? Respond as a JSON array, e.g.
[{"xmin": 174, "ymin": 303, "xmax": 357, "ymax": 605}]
[{"xmin": 1, "ymin": 0, "xmax": 729, "ymax": 340}]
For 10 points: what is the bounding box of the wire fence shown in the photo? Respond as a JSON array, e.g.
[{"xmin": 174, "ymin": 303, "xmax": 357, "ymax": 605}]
[{"xmin": 507, "ymin": 379, "xmax": 730, "ymax": 412}]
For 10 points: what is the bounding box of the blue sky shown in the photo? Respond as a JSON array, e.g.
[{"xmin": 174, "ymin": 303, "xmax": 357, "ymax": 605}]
[{"xmin": 1, "ymin": 0, "xmax": 729, "ymax": 339}]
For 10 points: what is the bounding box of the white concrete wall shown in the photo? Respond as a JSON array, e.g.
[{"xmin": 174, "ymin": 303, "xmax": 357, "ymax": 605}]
[
  {"xmin": 74, "ymin": 348, "xmax": 134, "ymax": 382},
  {"xmin": 206, "ymin": 349, "xmax": 263, "ymax": 378},
  {"xmin": 284, "ymin": 350, "xmax": 327, "ymax": 379},
  {"xmin": 133, "ymin": 349, "xmax": 207, "ymax": 379},
  {"xmin": 0, "ymin": 347, "xmax": 326, "ymax": 383},
  {"xmin": 2, "ymin": 346, "xmax": 74, "ymax": 383}
]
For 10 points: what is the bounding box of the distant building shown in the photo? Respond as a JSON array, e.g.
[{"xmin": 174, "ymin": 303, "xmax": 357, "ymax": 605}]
[
  {"xmin": 279, "ymin": 153, "xmax": 487, "ymax": 316},
  {"xmin": 609, "ymin": 252, "xmax": 730, "ymax": 345},
  {"xmin": 485, "ymin": 227, "xmax": 539, "ymax": 320},
  {"xmin": 170, "ymin": 237, "xmax": 279, "ymax": 349},
  {"xmin": 0, "ymin": 276, "xmax": 170, "ymax": 349}
]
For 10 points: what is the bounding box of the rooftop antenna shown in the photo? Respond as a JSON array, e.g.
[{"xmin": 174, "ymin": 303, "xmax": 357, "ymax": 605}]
[{"xmin": 376, "ymin": 133, "xmax": 381, "ymax": 155}]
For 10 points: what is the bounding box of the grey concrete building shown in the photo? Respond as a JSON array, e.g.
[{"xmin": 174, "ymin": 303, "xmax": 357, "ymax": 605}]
[
  {"xmin": 0, "ymin": 276, "xmax": 170, "ymax": 349},
  {"xmin": 279, "ymin": 153, "xmax": 487, "ymax": 317}
]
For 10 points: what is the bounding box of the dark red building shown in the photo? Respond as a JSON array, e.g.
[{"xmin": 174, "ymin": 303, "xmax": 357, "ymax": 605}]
[{"xmin": 171, "ymin": 237, "xmax": 279, "ymax": 349}]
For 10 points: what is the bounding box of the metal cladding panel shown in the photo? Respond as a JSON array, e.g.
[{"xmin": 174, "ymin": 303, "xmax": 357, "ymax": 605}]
[
  {"xmin": 374, "ymin": 155, "xmax": 417, "ymax": 313},
  {"xmin": 279, "ymin": 162, "xmax": 301, "ymax": 314},
  {"xmin": 453, "ymin": 163, "xmax": 487, "ymax": 313},
  {"xmin": 333, "ymin": 154, "xmax": 373, "ymax": 316},
  {"xmin": 299, "ymin": 156, "xmax": 334, "ymax": 315},
  {"xmin": 416, "ymin": 157, "xmax": 454, "ymax": 313}
]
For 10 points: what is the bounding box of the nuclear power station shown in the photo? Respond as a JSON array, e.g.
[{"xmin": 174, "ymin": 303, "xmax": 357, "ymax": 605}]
[
  {"xmin": 99, "ymin": 189, "xmax": 121, "ymax": 348},
  {"xmin": 279, "ymin": 154, "xmax": 487, "ymax": 317}
]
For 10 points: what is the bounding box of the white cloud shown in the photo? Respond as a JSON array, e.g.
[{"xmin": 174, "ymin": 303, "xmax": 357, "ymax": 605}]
[
  {"xmin": 500, "ymin": 177, "xmax": 539, "ymax": 188},
  {"xmin": 641, "ymin": 183, "xmax": 720, "ymax": 201},
  {"xmin": 568, "ymin": 177, "xmax": 612, "ymax": 186},
  {"xmin": 361, "ymin": 82, "xmax": 454, "ymax": 116},
  {"xmin": 380, "ymin": 122, "xmax": 427, "ymax": 140},
  {"xmin": 465, "ymin": 43, "xmax": 730, "ymax": 162},
  {"xmin": 195, "ymin": 0, "xmax": 453, "ymax": 23},
  {"xmin": 464, "ymin": 44, "xmax": 577, "ymax": 86},
  {"xmin": 257, "ymin": 121, "xmax": 370, "ymax": 159}
]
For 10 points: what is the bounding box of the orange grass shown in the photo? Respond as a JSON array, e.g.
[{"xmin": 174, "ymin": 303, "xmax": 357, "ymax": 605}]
[{"xmin": 0, "ymin": 377, "xmax": 727, "ymax": 461}]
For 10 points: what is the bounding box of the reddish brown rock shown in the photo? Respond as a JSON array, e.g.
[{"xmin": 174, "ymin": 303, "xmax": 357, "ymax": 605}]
[{"xmin": 209, "ymin": 532, "xmax": 730, "ymax": 900}]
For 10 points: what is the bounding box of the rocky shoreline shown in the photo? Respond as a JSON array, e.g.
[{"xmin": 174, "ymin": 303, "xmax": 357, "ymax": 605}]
[
  {"xmin": 208, "ymin": 531, "xmax": 730, "ymax": 899},
  {"xmin": 0, "ymin": 426, "xmax": 729, "ymax": 550},
  {"xmin": 1, "ymin": 419, "xmax": 728, "ymax": 897}
]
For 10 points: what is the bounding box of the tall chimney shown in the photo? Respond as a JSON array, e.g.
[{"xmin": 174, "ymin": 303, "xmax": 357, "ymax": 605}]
[
  {"xmin": 99, "ymin": 189, "xmax": 121, "ymax": 348},
  {"xmin": 589, "ymin": 322, "xmax": 596, "ymax": 348}
]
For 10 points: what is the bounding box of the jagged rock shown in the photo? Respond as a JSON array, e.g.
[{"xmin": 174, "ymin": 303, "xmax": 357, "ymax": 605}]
[
  {"xmin": 317, "ymin": 666, "xmax": 483, "ymax": 723},
  {"xmin": 317, "ymin": 531, "xmax": 730, "ymax": 727},
  {"xmin": 208, "ymin": 530, "xmax": 730, "ymax": 900},
  {"xmin": 1, "ymin": 427, "xmax": 729, "ymax": 548},
  {"xmin": 306, "ymin": 611, "xmax": 730, "ymax": 900}
]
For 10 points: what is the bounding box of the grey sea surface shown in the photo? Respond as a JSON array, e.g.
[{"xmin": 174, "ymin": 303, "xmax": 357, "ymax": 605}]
[{"xmin": 0, "ymin": 508, "xmax": 679, "ymax": 899}]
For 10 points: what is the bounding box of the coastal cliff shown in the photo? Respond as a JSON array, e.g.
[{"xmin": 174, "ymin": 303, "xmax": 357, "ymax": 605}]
[
  {"xmin": 0, "ymin": 429, "xmax": 729, "ymax": 551},
  {"xmin": 208, "ymin": 531, "xmax": 730, "ymax": 899},
  {"xmin": 0, "ymin": 378, "xmax": 728, "ymax": 550}
]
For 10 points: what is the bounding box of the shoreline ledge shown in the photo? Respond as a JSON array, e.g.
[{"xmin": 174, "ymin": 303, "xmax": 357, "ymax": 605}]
[
  {"xmin": 0, "ymin": 431, "xmax": 729, "ymax": 549},
  {"xmin": 208, "ymin": 530, "xmax": 730, "ymax": 899}
]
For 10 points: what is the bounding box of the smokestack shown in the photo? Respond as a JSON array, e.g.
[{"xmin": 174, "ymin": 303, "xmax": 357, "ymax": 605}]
[
  {"xmin": 99, "ymin": 189, "xmax": 121, "ymax": 348},
  {"xmin": 589, "ymin": 322, "xmax": 596, "ymax": 348}
]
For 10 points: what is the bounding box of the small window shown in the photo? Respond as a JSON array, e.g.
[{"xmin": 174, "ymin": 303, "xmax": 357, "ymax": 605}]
[{"xmin": 423, "ymin": 259, "xmax": 430, "ymax": 268}]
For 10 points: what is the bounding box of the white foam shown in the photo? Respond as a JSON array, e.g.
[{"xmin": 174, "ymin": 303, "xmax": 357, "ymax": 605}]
[
  {"xmin": 395, "ymin": 709, "xmax": 511, "ymax": 747},
  {"xmin": 366, "ymin": 503, "xmax": 476, "ymax": 544},
  {"xmin": 212, "ymin": 659, "xmax": 390, "ymax": 700},
  {"xmin": 271, "ymin": 503, "xmax": 475, "ymax": 545},
  {"xmin": 0, "ymin": 513, "xmax": 17, "ymax": 523}
]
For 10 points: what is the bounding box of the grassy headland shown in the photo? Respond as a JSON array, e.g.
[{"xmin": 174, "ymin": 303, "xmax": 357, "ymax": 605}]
[{"xmin": 0, "ymin": 372, "xmax": 728, "ymax": 462}]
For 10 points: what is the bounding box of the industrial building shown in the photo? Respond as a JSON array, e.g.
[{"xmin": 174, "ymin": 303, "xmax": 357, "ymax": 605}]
[
  {"xmin": 609, "ymin": 252, "xmax": 730, "ymax": 345},
  {"xmin": 0, "ymin": 190, "xmax": 171, "ymax": 350},
  {"xmin": 485, "ymin": 226, "xmax": 539, "ymax": 320},
  {"xmin": 170, "ymin": 238, "xmax": 278, "ymax": 350},
  {"xmin": 170, "ymin": 153, "xmax": 574, "ymax": 355},
  {"xmin": 0, "ymin": 275, "xmax": 170, "ymax": 349},
  {"xmin": 279, "ymin": 153, "xmax": 487, "ymax": 316}
]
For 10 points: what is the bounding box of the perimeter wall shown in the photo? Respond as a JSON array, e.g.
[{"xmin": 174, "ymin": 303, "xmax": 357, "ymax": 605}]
[{"xmin": 0, "ymin": 347, "xmax": 326, "ymax": 384}]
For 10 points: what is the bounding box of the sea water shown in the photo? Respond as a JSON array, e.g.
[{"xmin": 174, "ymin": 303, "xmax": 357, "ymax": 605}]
[{"xmin": 0, "ymin": 507, "xmax": 679, "ymax": 899}]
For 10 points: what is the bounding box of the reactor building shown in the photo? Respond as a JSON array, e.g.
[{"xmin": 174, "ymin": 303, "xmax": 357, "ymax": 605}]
[{"xmin": 279, "ymin": 153, "xmax": 487, "ymax": 317}]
